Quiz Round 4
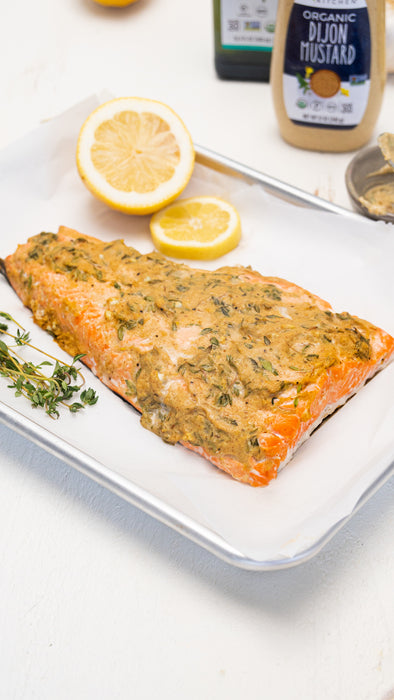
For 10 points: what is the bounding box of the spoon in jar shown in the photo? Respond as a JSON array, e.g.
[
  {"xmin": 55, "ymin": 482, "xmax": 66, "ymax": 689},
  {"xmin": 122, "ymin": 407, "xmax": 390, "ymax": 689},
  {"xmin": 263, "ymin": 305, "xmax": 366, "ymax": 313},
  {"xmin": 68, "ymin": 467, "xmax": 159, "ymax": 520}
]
[
  {"xmin": 377, "ymin": 132, "xmax": 394, "ymax": 171},
  {"xmin": 356, "ymin": 132, "xmax": 394, "ymax": 219}
]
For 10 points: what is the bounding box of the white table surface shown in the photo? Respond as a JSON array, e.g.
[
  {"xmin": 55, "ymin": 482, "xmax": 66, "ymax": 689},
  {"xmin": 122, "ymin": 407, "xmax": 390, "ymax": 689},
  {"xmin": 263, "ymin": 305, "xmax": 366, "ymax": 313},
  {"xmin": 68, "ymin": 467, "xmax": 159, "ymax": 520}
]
[{"xmin": 0, "ymin": 1, "xmax": 393, "ymax": 698}]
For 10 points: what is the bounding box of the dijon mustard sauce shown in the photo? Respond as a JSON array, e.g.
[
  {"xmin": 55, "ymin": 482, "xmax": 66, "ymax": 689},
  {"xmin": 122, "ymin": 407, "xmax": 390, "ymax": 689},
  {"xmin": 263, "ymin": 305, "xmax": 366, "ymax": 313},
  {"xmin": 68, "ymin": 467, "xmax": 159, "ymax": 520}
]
[
  {"xmin": 21, "ymin": 232, "xmax": 374, "ymax": 464},
  {"xmin": 359, "ymin": 182, "xmax": 394, "ymax": 216}
]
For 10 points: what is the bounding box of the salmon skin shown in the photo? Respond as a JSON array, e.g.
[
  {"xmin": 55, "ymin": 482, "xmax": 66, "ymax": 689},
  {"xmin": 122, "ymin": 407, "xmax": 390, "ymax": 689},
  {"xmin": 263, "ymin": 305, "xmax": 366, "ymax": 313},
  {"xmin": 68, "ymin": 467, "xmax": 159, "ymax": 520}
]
[{"xmin": 3, "ymin": 226, "xmax": 394, "ymax": 486}]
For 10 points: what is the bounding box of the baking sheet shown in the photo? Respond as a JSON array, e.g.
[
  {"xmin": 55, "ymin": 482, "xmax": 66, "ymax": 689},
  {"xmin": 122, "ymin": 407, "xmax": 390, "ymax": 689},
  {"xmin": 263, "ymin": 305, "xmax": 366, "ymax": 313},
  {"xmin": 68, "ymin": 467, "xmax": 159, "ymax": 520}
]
[{"xmin": 1, "ymin": 94, "xmax": 394, "ymax": 570}]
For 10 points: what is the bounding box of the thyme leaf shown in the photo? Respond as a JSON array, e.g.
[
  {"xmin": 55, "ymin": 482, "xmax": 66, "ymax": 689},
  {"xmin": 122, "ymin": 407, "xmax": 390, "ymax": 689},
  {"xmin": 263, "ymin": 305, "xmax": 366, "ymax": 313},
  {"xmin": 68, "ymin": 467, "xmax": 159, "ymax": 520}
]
[{"xmin": 0, "ymin": 312, "xmax": 98, "ymax": 418}]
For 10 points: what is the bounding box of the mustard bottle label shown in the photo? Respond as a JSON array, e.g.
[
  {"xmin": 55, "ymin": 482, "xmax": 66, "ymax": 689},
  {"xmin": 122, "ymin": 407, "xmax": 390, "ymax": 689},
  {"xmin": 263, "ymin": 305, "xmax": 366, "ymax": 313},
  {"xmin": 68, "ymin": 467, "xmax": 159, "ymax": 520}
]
[
  {"xmin": 220, "ymin": 0, "xmax": 278, "ymax": 51},
  {"xmin": 282, "ymin": 0, "xmax": 371, "ymax": 129}
]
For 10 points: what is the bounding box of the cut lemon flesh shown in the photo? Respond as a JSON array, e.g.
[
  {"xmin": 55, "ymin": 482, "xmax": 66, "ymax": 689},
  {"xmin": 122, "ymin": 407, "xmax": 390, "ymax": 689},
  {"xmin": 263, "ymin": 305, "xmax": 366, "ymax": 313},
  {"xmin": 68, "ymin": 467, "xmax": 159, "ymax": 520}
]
[
  {"xmin": 150, "ymin": 196, "xmax": 242, "ymax": 260},
  {"xmin": 76, "ymin": 97, "xmax": 195, "ymax": 215}
]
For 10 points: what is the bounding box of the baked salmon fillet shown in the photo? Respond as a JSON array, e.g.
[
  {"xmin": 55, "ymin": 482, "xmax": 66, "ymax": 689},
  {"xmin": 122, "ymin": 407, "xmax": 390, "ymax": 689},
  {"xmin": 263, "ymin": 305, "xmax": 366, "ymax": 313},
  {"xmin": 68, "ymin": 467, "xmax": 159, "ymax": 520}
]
[{"xmin": 3, "ymin": 226, "xmax": 394, "ymax": 486}]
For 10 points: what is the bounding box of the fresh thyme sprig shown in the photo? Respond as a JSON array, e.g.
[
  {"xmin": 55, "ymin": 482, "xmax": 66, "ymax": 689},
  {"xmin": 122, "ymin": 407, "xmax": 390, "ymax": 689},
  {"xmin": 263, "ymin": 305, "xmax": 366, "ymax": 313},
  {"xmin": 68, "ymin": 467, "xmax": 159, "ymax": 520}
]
[{"xmin": 0, "ymin": 311, "xmax": 98, "ymax": 418}]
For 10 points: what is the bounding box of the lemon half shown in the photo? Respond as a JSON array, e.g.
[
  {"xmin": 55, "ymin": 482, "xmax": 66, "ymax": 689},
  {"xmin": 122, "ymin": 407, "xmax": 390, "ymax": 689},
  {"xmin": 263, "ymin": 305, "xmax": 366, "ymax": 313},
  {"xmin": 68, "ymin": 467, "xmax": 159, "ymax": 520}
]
[
  {"xmin": 150, "ymin": 196, "xmax": 242, "ymax": 260},
  {"xmin": 76, "ymin": 97, "xmax": 195, "ymax": 215}
]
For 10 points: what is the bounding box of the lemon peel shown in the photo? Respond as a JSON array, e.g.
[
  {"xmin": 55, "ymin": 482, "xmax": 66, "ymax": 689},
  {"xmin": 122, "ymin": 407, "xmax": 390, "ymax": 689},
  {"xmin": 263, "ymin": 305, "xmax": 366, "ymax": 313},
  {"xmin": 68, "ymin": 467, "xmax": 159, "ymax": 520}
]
[{"xmin": 92, "ymin": 0, "xmax": 139, "ymax": 6}]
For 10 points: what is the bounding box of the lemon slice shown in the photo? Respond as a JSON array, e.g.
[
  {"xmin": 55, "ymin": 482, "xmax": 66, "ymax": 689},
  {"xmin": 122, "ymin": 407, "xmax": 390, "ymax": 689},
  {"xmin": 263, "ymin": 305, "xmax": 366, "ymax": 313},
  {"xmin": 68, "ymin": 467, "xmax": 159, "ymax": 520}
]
[
  {"xmin": 150, "ymin": 196, "xmax": 242, "ymax": 260},
  {"xmin": 76, "ymin": 97, "xmax": 195, "ymax": 215}
]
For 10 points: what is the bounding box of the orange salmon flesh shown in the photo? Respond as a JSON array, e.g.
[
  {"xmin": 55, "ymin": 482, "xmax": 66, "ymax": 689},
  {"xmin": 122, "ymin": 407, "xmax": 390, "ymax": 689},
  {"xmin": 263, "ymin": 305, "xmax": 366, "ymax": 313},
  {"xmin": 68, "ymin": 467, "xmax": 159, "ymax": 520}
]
[{"xmin": 4, "ymin": 226, "xmax": 394, "ymax": 486}]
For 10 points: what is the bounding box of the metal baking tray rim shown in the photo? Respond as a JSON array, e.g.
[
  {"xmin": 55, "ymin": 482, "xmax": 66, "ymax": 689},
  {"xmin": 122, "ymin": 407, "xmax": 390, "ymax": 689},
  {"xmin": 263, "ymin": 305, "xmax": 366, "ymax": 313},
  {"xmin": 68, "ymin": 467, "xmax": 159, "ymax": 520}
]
[
  {"xmin": 2, "ymin": 401, "xmax": 393, "ymax": 572},
  {"xmin": 0, "ymin": 145, "xmax": 388, "ymax": 572},
  {"xmin": 195, "ymin": 144, "xmax": 364, "ymax": 220}
]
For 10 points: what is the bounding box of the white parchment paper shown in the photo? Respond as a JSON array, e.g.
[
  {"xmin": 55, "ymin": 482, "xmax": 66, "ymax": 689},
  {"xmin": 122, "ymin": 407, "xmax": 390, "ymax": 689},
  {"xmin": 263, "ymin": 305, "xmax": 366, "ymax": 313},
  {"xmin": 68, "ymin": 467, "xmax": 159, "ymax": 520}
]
[{"xmin": 1, "ymin": 95, "xmax": 393, "ymax": 563}]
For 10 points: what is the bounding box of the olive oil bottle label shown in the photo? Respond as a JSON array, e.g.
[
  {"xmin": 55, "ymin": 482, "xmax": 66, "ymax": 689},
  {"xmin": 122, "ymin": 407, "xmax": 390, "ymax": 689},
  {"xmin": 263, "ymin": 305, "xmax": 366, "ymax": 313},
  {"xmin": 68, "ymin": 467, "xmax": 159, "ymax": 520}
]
[
  {"xmin": 283, "ymin": 0, "xmax": 371, "ymax": 129},
  {"xmin": 220, "ymin": 0, "xmax": 278, "ymax": 51}
]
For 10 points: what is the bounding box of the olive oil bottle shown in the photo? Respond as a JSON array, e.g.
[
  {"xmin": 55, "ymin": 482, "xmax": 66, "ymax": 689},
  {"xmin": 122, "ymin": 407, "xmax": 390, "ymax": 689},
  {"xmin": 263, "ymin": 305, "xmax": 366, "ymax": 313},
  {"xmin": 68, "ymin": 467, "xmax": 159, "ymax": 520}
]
[{"xmin": 213, "ymin": 0, "xmax": 278, "ymax": 81}]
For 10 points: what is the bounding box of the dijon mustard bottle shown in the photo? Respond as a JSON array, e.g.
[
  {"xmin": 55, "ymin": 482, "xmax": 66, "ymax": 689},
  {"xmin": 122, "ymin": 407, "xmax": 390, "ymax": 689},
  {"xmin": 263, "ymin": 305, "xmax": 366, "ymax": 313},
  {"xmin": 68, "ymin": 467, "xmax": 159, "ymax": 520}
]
[{"xmin": 270, "ymin": 0, "xmax": 386, "ymax": 151}]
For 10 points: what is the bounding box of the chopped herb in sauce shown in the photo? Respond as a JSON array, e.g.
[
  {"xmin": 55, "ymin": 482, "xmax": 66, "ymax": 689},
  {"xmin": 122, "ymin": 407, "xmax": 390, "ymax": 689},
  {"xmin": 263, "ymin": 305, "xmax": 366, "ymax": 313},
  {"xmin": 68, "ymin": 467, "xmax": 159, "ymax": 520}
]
[{"xmin": 8, "ymin": 231, "xmax": 379, "ymax": 465}]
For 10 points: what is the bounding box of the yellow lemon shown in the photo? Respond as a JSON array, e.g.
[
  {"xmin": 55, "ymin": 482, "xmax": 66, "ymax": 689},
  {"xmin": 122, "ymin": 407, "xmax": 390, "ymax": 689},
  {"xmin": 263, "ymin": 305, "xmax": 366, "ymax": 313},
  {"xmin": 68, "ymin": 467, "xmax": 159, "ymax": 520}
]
[
  {"xmin": 92, "ymin": 0, "xmax": 139, "ymax": 6},
  {"xmin": 149, "ymin": 196, "xmax": 242, "ymax": 260},
  {"xmin": 76, "ymin": 97, "xmax": 195, "ymax": 215}
]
